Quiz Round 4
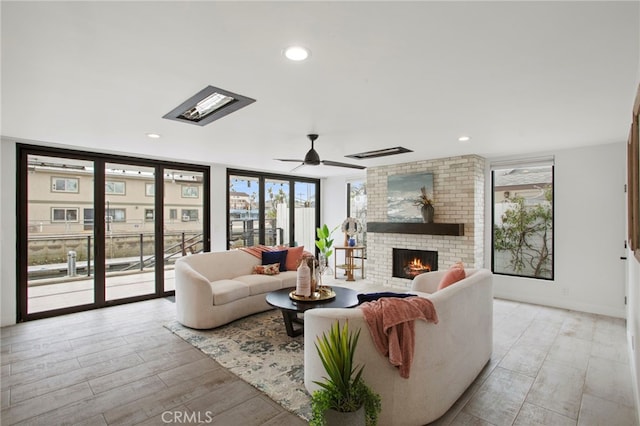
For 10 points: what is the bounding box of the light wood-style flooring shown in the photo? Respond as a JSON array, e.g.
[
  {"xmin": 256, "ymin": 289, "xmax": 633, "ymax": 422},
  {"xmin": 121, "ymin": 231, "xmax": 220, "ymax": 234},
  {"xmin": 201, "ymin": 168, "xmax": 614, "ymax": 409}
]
[{"xmin": 1, "ymin": 279, "xmax": 637, "ymax": 425}]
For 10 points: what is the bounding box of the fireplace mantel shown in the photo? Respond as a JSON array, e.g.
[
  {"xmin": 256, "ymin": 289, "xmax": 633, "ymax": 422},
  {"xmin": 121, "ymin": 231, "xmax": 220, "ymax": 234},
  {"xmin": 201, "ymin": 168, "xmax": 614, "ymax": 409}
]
[{"xmin": 367, "ymin": 222, "xmax": 464, "ymax": 236}]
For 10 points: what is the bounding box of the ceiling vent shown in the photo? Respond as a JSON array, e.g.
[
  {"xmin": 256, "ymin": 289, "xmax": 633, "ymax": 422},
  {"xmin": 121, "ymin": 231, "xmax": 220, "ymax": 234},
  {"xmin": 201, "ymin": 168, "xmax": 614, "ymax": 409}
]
[
  {"xmin": 345, "ymin": 146, "xmax": 413, "ymax": 159},
  {"xmin": 163, "ymin": 85, "xmax": 255, "ymax": 126}
]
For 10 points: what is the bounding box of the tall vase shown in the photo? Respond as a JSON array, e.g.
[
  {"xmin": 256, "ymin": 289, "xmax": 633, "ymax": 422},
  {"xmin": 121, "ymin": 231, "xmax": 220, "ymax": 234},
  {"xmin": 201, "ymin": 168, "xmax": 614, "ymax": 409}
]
[{"xmin": 421, "ymin": 204, "xmax": 434, "ymax": 223}]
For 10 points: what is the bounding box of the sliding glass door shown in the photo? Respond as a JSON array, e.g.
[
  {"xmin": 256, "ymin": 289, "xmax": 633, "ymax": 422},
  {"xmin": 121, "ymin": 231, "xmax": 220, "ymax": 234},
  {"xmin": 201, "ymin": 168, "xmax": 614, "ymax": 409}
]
[
  {"xmin": 25, "ymin": 154, "xmax": 96, "ymax": 314},
  {"xmin": 17, "ymin": 145, "xmax": 210, "ymax": 321},
  {"xmin": 163, "ymin": 168, "xmax": 206, "ymax": 292},
  {"xmin": 265, "ymin": 178, "xmax": 290, "ymax": 246},
  {"xmin": 294, "ymin": 181, "xmax": 316, "ymax": 250},
  {"xmin": 104, "ymin": 162, "xmax": 157, "ymax": 301}
]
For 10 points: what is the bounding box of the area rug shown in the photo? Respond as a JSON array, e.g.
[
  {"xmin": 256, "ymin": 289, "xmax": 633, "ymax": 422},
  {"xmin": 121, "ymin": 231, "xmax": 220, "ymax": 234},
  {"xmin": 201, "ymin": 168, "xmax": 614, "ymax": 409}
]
[{"xmin": 164, "ymin": 310, "xmax": 312, "ymax": 421}]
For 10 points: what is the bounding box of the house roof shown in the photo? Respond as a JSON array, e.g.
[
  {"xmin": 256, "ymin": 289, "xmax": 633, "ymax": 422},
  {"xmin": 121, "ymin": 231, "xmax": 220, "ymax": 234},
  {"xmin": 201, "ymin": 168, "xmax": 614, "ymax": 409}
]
[
  {"xmin": 494, "ymin": 167, "xmax": 553, "ymax": 188},
  {"xmin": 1, "ymin": 1, "xmax": 638, "ymax": 177}
]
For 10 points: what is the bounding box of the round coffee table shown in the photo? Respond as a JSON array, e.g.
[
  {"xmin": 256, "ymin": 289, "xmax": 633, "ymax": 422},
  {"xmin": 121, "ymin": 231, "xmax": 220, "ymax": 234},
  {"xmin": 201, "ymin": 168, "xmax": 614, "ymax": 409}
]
[{"xmin": 266, "ymin": 286, "xmax": 359, "ymax": 337}]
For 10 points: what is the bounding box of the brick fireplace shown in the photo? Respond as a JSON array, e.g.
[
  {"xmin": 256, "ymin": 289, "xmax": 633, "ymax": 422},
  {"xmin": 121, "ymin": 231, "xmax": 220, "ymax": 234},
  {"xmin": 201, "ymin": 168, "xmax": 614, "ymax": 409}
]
[{"xmin": 366, "ymin": 155, "xmax": 485, "ymax": 289}]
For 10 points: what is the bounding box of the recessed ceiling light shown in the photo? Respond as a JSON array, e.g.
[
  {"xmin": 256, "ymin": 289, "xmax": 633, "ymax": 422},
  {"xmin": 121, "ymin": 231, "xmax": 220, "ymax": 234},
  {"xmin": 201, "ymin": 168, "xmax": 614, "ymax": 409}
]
[
  {"xmin": 458, "ymin": 136, "xmax": 471, "ymax": 142},
  {"xmin": 146, "ymin": 133, "xmax": 161, "ymax": 139},
  {"xmin": 284, "ymin": 46, "xmax": 310, "ymax": 61}
]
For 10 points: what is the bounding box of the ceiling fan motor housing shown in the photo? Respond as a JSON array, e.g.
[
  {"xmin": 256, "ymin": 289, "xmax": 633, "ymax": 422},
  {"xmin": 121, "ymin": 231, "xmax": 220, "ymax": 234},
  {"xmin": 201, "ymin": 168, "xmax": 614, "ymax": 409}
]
[
  {"xmin": 304, "ymin": 134, "xmax": 321, "ymax": 164},
  {"xmin": 304, "ymin": 149, "xmax": 320, "ymax": 165}
]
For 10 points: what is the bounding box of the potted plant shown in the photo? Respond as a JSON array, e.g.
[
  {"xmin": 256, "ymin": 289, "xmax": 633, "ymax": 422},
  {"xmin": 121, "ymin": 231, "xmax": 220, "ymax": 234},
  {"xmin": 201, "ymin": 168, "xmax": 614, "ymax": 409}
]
[
  {"xmin": 413, "ymin": 186, "xmax": 434, "ymax": 223},
  {"xmin": 310, "ymin": 321, "xmax": 381, "ymax": 426},
  {"xmin": 315, "ymin": 224, "xmax": 338, "ymax": 274}
]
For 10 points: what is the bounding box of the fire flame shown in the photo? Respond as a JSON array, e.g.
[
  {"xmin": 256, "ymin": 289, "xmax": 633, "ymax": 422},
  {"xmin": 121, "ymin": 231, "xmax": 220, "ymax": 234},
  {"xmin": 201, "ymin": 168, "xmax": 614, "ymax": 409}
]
[{"xmin": 407, "ymin": 258, "xmax": 430, "ymax": 271}]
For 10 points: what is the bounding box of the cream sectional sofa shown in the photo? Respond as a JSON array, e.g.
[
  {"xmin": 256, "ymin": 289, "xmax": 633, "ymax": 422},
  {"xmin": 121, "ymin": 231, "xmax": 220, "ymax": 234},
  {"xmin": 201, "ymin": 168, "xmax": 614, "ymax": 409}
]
[
  {"xmin": 174, "ymin": 250, "xmax": 298, "ymax": 329},
  {"xmin": 304, "ymin": 268, "xmax": 493, "ymax": 426}
]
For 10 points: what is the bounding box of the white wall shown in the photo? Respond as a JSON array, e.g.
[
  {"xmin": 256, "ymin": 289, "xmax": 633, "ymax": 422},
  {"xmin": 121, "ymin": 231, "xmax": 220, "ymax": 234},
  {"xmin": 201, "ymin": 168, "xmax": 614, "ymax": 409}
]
[
  {"xmin": 321, "ymin": 175, "xmax": 350, "ymax": 246},
  {"xmin": 1, "ymin": 140, "xmax": 17, "ymax": 326},
  {"xmin": 628, "ymin": 252, "xmax": 640, "ymax": 421},
  {"xmin": 487, "ymin": 142, "xmax": 627, "ymax": 318}
]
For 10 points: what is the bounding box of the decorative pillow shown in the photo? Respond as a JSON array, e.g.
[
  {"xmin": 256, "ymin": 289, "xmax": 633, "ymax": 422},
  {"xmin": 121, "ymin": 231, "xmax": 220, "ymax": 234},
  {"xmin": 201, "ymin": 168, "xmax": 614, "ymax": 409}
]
[
  {"xmin": 262, "ymin": 250, "xmax": 288, "ymax": 272},
  {"xmin": 285, "ymin": 246, "xmax": 305, "ymax": 271},
  {"xmin": 437, "ymin": 262, "xmax": 466, "ymax": 291},
  {"xmin": 253, "ymin": 263, "xmax": 280, "ymax": 275},
  {"xmin": 357, "ymin": 292, "xmax": 417, "ymax": 305}
]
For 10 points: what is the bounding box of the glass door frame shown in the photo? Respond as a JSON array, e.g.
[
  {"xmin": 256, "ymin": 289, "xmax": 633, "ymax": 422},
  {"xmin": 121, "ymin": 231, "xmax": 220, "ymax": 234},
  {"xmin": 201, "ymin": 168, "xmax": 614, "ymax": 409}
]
[{"xmin": 16, "ymin": 144, "xmax": 210, "ymax": 322}]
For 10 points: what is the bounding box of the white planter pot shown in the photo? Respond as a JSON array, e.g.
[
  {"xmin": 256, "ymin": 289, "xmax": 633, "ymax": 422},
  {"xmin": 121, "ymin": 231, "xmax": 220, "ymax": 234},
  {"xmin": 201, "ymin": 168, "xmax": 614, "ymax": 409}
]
[{"xmin": 324, "ymin": 405, "xmax": 366, "ymax": 426}]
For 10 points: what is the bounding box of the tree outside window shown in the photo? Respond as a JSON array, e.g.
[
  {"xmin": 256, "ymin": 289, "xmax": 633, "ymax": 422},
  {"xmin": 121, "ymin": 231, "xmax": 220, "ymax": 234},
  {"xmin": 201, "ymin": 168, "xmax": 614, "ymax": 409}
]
[
  {"xmin": 492, "ymin": 165, "xmax": 553, "ymax": 279},
  {"xmin": 348, "ymin": 180, "xmax": 367, "ymax": 249}
]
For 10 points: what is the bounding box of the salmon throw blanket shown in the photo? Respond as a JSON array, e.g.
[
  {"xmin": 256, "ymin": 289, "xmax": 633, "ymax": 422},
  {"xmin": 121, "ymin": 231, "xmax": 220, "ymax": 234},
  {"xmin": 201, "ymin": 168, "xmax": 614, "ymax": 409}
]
[
  {"xmin": 239, "ymin": 245, "xmax": 276, "ymax": 259},
  {"xmin": 359, "ymin": 297, "xmax": 438, "ymax": 378}
]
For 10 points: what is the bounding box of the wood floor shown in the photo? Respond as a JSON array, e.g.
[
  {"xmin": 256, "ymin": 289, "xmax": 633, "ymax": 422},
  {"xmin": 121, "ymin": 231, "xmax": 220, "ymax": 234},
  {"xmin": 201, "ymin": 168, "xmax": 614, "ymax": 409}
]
[
  {"xmin": 1, "ymin": 283, "xmax": 638, "ymax": 425},
  {"xmin": 1, "ymin": 297, "xmax": 306, "ymax": 426}
]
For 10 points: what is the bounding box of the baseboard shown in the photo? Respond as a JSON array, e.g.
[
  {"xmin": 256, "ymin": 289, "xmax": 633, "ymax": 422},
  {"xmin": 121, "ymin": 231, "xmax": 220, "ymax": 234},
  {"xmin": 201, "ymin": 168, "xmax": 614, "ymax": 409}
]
[
  {"xmin": 628, "ymin": 331, "xmax": 640, "ymax": 425},
  {"xmin": 493, "ymin": 292, "xmax": 626, "ymax": 319}
]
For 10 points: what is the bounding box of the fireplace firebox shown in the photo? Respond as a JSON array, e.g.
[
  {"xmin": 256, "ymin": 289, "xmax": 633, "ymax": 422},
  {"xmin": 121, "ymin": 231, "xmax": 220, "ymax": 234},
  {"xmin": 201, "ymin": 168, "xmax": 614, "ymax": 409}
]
[{"xmin": 392, "ymin": 248, "xmax": 438, "ymax": 279}]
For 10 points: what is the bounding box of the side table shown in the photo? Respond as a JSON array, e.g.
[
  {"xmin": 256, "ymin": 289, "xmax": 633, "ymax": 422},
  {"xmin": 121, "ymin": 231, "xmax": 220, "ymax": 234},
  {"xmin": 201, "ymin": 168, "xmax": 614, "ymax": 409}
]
[{"xmin": 334, "ymin": 246, "xmax": 365, "ymax": 281}]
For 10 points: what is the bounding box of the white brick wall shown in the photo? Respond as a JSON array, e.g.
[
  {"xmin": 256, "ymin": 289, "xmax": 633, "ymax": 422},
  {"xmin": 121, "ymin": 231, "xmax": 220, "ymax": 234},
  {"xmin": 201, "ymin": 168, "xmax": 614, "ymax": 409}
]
[{"xmin": 367, "ymin": 155, "xmax": 486, "ymax": 289}]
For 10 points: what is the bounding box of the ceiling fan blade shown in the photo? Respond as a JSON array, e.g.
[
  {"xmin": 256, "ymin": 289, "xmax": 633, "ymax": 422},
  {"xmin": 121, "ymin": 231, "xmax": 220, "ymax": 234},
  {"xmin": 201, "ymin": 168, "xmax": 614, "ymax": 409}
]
[
  {"xmin": 276, "ymin": 158, "xmax": 305, "ymax": 163},
  {"xmin": 290, "ymin": 163, "xmax": 305, "ymax": 173},
  {"xmin": 321, "ymin": 160, "xmax": 366, "ymax": 170}
]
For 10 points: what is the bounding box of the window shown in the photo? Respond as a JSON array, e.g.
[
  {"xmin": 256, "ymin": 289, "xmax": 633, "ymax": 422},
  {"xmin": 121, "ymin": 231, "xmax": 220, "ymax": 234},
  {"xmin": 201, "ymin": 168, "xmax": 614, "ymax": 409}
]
[
  {"xmin": 144, "ymin": 209, "xmax": 154, "ymax": 221},
  {"xmin": 145, "ymin": 183, "xmax": 154, "ymax": 197},
  {"xmin": 227, "ymin": 171, "xmax": 319, "ymax": 250},
  {"xmin": 492, "ymin": 162, "xmax": 554, "ymax": 279},
  {"xmin": 51, "ymin": 208, "xmax": 79, "ymax": 222},
  {"xmin": 181, "ymin": 185, "xmax": 200, "ymax": 198},
  {"xmin": 347, "ymin": 180, "xmax": 367, "ymax": 249},
  {"xmin": 106, "ymin": 208, "xmax": 126, "ymax": 223},
  {"xmin": 182, "ymin": 209, "xmax": 199, "ymax": 221},
  {"xmin": 169, "ymin": 209, "xmax": 178, "ymax": 220},
  {"xmin": 51, "ymin": 177, "xmax": 79, "ymax": 193},
  {"xmin": 105, "ymin": 181, "xmax": 125, "ymax": 195},
  {"xmin": 83, "ymin": 208, "xmax": 94, "ymax": 231}
]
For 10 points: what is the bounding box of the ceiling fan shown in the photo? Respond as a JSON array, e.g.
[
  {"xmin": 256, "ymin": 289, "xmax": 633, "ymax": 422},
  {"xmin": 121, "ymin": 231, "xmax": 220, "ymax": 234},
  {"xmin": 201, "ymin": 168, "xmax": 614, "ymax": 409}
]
[{"xmin": 276, "ymin": 134, "xmax": 366, "ymax": 170}]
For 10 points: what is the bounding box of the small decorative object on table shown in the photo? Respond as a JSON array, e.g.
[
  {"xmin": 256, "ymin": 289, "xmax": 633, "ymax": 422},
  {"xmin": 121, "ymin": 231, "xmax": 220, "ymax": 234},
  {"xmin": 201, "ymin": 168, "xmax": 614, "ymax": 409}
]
[
  {"xmin": 290, "ymin": 254, "xmax": 336, "ymax": 301},
  {"xmin": 289, "ymin": 286, "xmax": 336, "ymax": 302},
  {"xmin": 295, "ymin": 257, "xmax": 311, "ymax": 297},
  {"xmin": 341, "ymin": 217, "xmax": 361, "ymax": 246},
  {"xmin": 316, "ymin": 224, "xmax": 337, "ymax": 277},
  {"xmin": 298, "ymin": 252, "xmax": 321, "ymax": 293}
]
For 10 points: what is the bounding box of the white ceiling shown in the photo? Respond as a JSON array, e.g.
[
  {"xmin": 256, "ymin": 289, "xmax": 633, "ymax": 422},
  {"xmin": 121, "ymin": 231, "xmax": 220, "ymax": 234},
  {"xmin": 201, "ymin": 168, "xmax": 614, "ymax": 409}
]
[{"xmin": 2, "ymin": 1, "xmax": 639, "ymax": 178}]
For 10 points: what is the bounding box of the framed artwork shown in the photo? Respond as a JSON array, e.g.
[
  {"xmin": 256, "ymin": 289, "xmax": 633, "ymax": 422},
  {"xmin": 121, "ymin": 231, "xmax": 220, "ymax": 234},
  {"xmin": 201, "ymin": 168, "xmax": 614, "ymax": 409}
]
[
  {"xmin": 387, "ymin": 172, "xmax": 434, "ymax": 222},
  {"xmin": 182, "ymin": 185, "xmax": 199, "ymax": 198}
]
